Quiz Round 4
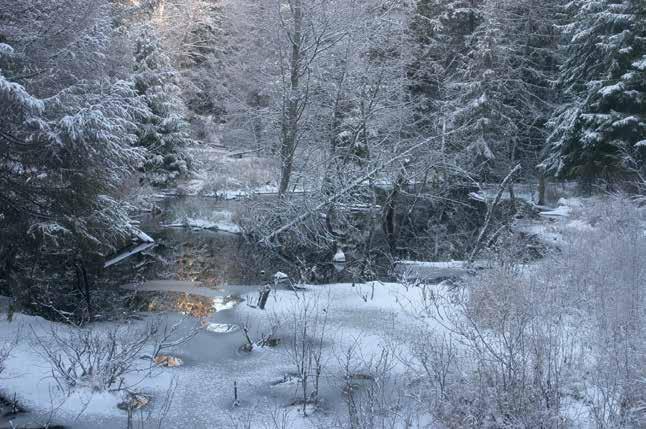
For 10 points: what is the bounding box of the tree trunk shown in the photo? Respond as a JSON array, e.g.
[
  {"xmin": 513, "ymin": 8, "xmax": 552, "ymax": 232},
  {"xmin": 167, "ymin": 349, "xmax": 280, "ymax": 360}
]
[
  {"xmin": 278, "ymin": 0, "xmax": 303, "ymax": 196},
  {"xmin": 74, "ymin": 262, "xmax": 93, "ymax": 321},
  {"xmin": 538, "ymin": 173, "xmax": 546, "ymax": 206},
  {"xmin": 382, "ymin": 165, "xmax": 408, "ymax": 253}
]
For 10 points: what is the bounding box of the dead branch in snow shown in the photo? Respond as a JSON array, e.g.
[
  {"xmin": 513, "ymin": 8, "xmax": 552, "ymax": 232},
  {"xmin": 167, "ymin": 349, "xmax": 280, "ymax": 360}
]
[{"xmin": 468, "ymin": 164, "xmax": 521, "ymax": 263}]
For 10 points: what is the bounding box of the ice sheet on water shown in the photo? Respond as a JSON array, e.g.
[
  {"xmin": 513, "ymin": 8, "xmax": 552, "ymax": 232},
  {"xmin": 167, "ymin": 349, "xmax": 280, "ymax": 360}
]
[{"xmin": 0, "ymin": 281, "xmax": 447, "ymax": 428}]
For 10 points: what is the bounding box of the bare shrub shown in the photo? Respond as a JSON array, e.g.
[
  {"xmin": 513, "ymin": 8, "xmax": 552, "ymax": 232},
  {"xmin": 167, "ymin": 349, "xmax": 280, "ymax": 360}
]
[
  {"xmin": 339, "ymin": 341, "xmax": 412, "ymax": 429},
  {"xmin": 280, "ymin": 290, "xmax": 329, "ymax": 416},
  {"xmin": 33, "ymin": 324, "xmax": 151, "ymax": 393},
  {"xmin": 402, "ymin": 268, "xmax": 551, "ymax": 424},
  {"xmin": 406, "ymin": 280, "xmax": 566, "ymax": 426},
  {"xmin": 149, "ymin": 316, "xmax": 201, "ymax": 359},
  {"xmin": 0, "ymin": 334, "xmax": 17, "ymax": 376},
  {"xmin": 405, "ymin": 196, "xmax": 646, "ymax": 427},
  {"xmin": 557, "ymin": 197, "xmax": 646, "ymax": 427},
  {"xmin": 33, "ymin": 316, "xmax": 200, "ymax": 393},
  {"xmin": 227, "ymin": 403, "xmax": 292, "ymax": 429},
  {"xmin": 408, "ymin": 330, "xmax": 457, "ymax": 404}
]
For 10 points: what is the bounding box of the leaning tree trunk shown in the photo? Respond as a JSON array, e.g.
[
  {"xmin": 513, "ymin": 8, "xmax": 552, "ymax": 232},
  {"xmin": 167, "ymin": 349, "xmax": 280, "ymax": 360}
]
[{"xmin": 469, "ymin": 164, "xmax": 521, "ymax": 263}]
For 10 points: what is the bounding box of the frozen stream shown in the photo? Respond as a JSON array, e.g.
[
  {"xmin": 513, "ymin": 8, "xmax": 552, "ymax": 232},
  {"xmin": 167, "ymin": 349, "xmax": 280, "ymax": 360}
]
[{"xmin": 1, "ymin": 280, "xmax": 440, "ymax": 428}]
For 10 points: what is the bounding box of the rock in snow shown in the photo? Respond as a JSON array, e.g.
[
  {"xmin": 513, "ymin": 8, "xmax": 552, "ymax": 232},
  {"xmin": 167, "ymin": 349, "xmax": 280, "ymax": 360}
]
[
  {"xmin": 333, "ymin": 249, "xmax": 346, "ymax": 263},
  {"xmin": 273, "ymin": 271, "xmax": 289, "ymax": 280}
]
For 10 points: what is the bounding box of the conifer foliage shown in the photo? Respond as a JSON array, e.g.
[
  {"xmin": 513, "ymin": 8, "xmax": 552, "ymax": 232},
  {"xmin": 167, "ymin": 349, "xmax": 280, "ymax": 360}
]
[
  {"xmin": 408, "ymin": 0, "xmax": 483, "ymax": 133},
  {"xmin": 1, "ymin": 47, "xmax": 146, "ymax": 319},
  {"xmin": 133, "ymin": 27, "xmax": 193, "ymax": 187},
  {"xmin": 409, "ymin": 0, "xmax": 559, "ymax": 182},
  {"xmin": 544, "ymin": 0, "xmax": 646, "ymax": 183}
]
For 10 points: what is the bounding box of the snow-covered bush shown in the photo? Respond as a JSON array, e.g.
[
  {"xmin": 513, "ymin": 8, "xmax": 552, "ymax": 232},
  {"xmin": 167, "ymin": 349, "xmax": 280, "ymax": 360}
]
[
  {"xmin": 408, "ymin": 197, "xmax": 646, "ymax": 427},
  {"xmin": 554, "ymin": 197, "xmax": 646, "ymax": 427},
  {"xmin": 340, "ymin": 343, "xmax": 410, "ymax": 428},
  {"xmin": 279, "ymin": 291, "xmax": 329, "ymax": 416},
  {"xmin": 408, "ymin": 272, "xmax": 572, "ymax": 426}
]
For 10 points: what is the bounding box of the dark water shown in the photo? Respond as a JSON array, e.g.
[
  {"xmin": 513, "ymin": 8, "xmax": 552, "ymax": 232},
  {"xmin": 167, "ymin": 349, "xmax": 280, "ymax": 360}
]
[{"xmin": 132, "ymin": 196, "xmax": 291, "ymax": 287}]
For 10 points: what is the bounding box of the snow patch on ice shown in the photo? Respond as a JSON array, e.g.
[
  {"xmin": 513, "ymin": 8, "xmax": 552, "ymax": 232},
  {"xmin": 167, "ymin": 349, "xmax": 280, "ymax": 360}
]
[
  {"xmin": 565, "ymin": 219, "xmax": 594, "ymax": 232},
  {"xmin": 540, "ymin": 205, "xmax": 572, "ymax": 218},
  {"xmin": 162, "ymin": 213, "xmax": 241, "ymax": 234},
  {"xmin": 0, "ymin": 43, "xmax": 14, "ymax": 55},
  {"xmin": 333, "ymin": 249, "xmax": 346, "ymax": 263},
  {"xmin": 205, "ymin": 323, "xmax": 240, "ymax": 334}
]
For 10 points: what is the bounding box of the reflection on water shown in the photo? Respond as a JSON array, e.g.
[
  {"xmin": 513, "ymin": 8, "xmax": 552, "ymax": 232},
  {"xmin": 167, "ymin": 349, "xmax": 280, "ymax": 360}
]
[
  {"xmin": 144, "ymin": 292, "xmax": 242, "ymax": 319},
  {"xmin": 176, "ymin": 294, "xmax": 215, "ymax": 318},
  {"xmin": 136, "ymin": 196, "xmax": 290, "ymax": 287}
]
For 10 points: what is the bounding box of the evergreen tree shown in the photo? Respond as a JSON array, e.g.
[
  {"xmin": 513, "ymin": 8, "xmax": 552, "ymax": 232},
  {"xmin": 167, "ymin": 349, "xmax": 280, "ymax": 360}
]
[
  {"xmin": 1, "ymin": 48, "xmax": 148, "ymax": 318},
  {"xmin": 445, "ymin": 0, "xmax": 558, "ymax": 181},
  {"xmin": 408, "ymin": 0, "xmax": 484, "ymax": 133},
  {"xmin": 409, "ymin": 0, "xmax": 559, "ymax": 183},
  {"xmin": 0, "ymin": 0, "xmax": 115, "ymax": 95},
  {"xmin": 543, "ymin": 0, "xmax": 646, "ymax": 185},
  {"xmin": 179, "ymin": 1, "xmax": 227, "ymax": 118},
  {"xmin": 499, "ymin": 0, "xmax": 561, "ymax": 179},
  {"xmin": 132, "ymin": 26, "xmax": 193, "ymax": 187}
]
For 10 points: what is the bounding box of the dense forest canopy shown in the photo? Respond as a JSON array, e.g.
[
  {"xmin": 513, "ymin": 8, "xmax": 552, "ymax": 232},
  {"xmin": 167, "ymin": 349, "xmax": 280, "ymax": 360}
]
[
  {"xmin": 0, "ymin": 0, "xmax": 644, "ymax": 303},
  {"xmin": 1, "ymin": 0, "xmax": 645, "ymax": 315}
]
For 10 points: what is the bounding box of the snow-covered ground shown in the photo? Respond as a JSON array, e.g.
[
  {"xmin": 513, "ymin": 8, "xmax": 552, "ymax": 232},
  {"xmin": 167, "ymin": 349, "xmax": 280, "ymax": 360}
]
[
  {"xmin": 2, "ymin": 196, "xmax": 642, "ymax": 428},
  {"xmin": 0, "ymin": 282, "xmax": 445, "ymax": 428},
  {"xmin": 512, "ymin": 196, "xmax": 596, "ymax": 248},
  {"xmin": 394, "ymin": 260, "xmax": 490, "ymax": 280}
]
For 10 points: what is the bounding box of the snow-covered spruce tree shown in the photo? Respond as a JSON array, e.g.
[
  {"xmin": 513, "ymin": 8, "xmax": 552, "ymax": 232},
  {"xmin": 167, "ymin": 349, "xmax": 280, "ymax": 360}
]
[
  {"xmin": 498, "ymin": 0, "xmax": 561, "ymax": 178},
  {"xmin": 442, "ymin": 0, "xmax": 560, "ymax": 183},
  {"xmin": 443, "ymin": 3, "xmax": 517, "ymax": 181},
  {"xmin": 408, "ymin": 0, "xmax": 484, "ymax": 134},
  {"xmin": 0, "ymin": 54, "xmax": 48, "ymax": 258},
  {"xmin": 0, "ymin": 42, "xmax": 148, "ymax": 320},
  {"xmin": 132, "ymin": 26, "xmax": 192, "ymax": 187},
  {"xmin": 0, "ymin": 0, "xmax": 115, "ymax": 95},
  {"xmin": 543, "ymin": 0, "xmax": 646, "ymax": 187}
]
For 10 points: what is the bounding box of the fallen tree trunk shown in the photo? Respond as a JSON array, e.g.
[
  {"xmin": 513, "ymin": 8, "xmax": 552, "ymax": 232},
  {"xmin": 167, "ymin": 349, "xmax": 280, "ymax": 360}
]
[{"xmin": 259, "ymin": 129, "xmax": 466, "ymax": 245}]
